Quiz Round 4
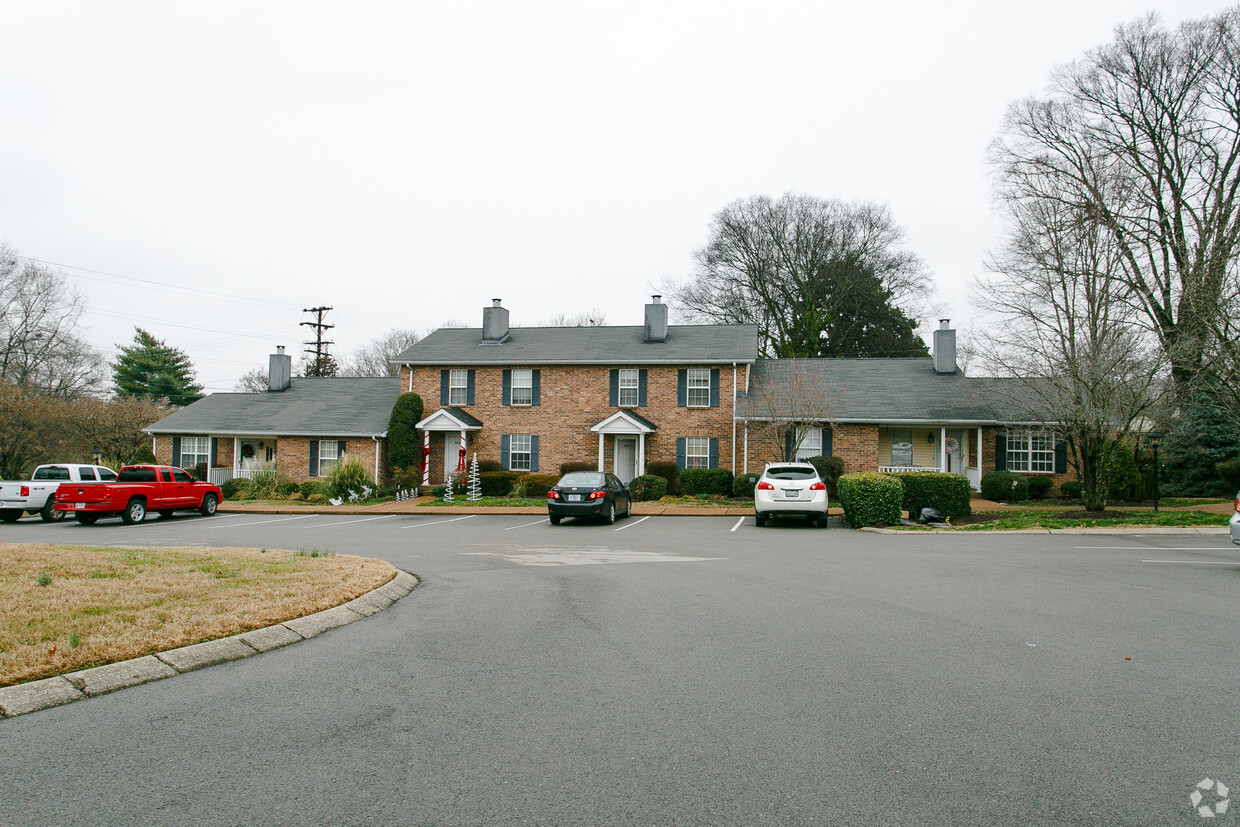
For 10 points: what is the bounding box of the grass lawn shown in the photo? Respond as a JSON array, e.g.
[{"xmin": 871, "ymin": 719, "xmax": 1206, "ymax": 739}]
[
  {"xmin": 953, "ymin": 510, "xmax": 1230, "ymax": 531},
  {"xmin": 0, "ymin": 543, "xmax": 394, "ymax": 687}
]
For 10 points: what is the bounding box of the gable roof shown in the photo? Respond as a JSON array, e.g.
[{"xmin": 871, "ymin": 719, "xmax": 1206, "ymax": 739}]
[
  {"xmin": 143, "ymin": 377, "xmax": 402, "ymax": 437},
  {"xmin": 391, "ymin": 324, "xmax": 759, "ymax": 366},
  {"xmin": 738, "ymin": 359, "xmax": 1039, "ymax": 424}
]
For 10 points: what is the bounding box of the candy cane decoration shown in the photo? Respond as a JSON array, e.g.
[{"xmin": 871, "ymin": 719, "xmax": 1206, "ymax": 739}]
[
  {"xmin": 421, "ymin": 430, "xmax": 431, "ymax": 486},
  {"xmin": 457, "ymin": 430, "xmax": 467, "ymax": 473}
]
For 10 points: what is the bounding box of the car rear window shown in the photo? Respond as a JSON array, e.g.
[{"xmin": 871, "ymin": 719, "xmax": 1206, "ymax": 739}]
[
  {"xmin": 118, "ymin": 468, "xmax": 157, "ymax": 482},
  {"xmin": 766, "ymin": 467, "xmax": 818, "ymax": 481},
  {"xmin": 98, "ymin": 469, "xmax": 117, "ymax": 481},
  {"xmin": 558, "ymin": 473, "xmax": 605, "ymax": 487},
  {"xmin": 33, "ymin": 466, "xmax": 70, "ymax": 480}
]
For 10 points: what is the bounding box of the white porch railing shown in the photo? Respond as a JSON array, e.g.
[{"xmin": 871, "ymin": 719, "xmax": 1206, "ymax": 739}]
[
  {"xmin": 878, "ymin": 465, "xmax": 983, "ymax": 492},
  {"xmin": 209, "ymin": 466, "xmax": 277, "ymax": 486}
]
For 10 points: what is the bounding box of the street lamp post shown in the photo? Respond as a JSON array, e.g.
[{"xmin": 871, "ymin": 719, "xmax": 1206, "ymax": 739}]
[
  {"xmin": 92, "ymin": 448, "xmax": 103, "ymax": 466},
  {"xmin": 1147, "ymin": 432, "xmax": 1163, "ymax": 513}
]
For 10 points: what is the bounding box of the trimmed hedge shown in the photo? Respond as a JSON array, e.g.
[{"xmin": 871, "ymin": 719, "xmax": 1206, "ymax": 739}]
[
  {"xmin": 478, "ymin": 459, "xmax": 501, "ymax": 473},
  {"xmin": 837, "ymin": 472, "xmax": 904, "ymax": 528},
  {"xmin": 630, "ymin": 475, "xmax": 668, "ymax": 501},
  {"xmin": 513, "ymin": 473, "xmax": 559, "ymax": 498},
  {"xmin": 1060, "ymin": 480, "xmax": 1082, "ymax": 500},
  {"xmin": 733, "ymin": 472, "xmax": 759, "ymax": 498},
  {"xmin": 647, "ymin": 460, "xmax": 679, "ymax": 495},
  {"xmin": 559, "ymin": 461, "xmax": 596, "ymax": 475},
  {"xmin": 806, "ymin": 455, "xmax": 846, "ymax": 497},
  {"xmin": 1026, "ymin": 476, "xmax": 1053, "ymax": 499},
  {"xmin": 892, "ymin": 471, "xmax": 971, "ymax": 520},
  {"xmin": 981, "ymin": 471, "xmax": 1029, "ymax": 502},
  {"xmin": 479, "ymin": 471, "xmax": 521, "ymax": 497},
  {"xmin": 679, "ymin": 468, "xmax": 733, "ymax": 496}
]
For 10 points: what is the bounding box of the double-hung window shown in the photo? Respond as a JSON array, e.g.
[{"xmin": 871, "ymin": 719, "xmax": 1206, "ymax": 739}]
[
  {"xmin": 509, "ymin": 434, "xmax": 532, "ymax": 471},
  {"xmin": 618, "ymin": 369, "xmax": 640, "ymax": 407},
  {"xmin": 684, "ymin": 437, "xmax": 710, "ymax": 469},
  {"xmin": 795, "ymin": 427, "xmax": 822, "ymax": 461},
  {"xmin": 1006, "ymin": 431, "xmax": 1055, "ymax": 473},
  {"xmin": 510, "ymin": 369, "xmax": 533, "ymax": 406},
  {"xmin": 180, "ymin": 437, "xmax": 210, "ymax": 470},
  {"xmin": 318, "ymin": 440, "xmax": 340, "ymax": 476},
  {"xmin": 686, "ymin": 369, "xmax": 711, "ymax": 407},
  {"xmin": 448, "ymin": 370, "xmax": 469, "ymax": 405}
]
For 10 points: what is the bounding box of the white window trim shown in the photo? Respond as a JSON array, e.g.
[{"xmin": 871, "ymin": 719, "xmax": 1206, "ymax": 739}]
[
  {"xmin": 318, "ymin": 440, "xmax": 341, "ymax": 477},
  {"xmin": 509, "ymin": 434, "xmax": 532, "ymax": 472},
  {"xmin": 511, "ymin": 368, "xmax": 533, "ymax": 406},
  {"xmin": 687, "ymin": 369, "xmax": 710, "ymax": 408},
  {"xmin": 618, "ymin": 369, "xmax": 639, "ymax": 407},
  {"xmin": 449, "ymin": 369, "xmax": 469, "ymax": 406},
  {"xmin": 180, "ymin": 436, "xmax": 210, "ymax": 469},
  {"xmin": 685, "ymin": 436, "xmax": 710, "ymax": 469},
  {"xmin": 1006, "ymin": 430, "xmax": 1056, "ymax": 474},
  {"xmin": 795, "ymin": 427, "xmax": 822, "ymax": 461}
]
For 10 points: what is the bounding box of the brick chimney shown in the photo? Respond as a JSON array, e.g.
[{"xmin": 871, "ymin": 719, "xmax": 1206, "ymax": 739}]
[
  {"xmin": 932, "ymin": 319, "xmax": 956, "ymax": 374},
  {"xmin": 482, "ymin": 299, "xmax": 510, "ymax": 344},
  {"xmin": 268, "ymin": 346, "xmax": 292, "ymax": 391},
  {"xmin": 644, "ymin": 295, "xmax": 668, "ymax": 343}
]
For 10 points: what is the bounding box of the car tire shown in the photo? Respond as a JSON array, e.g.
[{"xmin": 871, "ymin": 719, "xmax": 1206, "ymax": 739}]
[
  {"xmin": 199, "ymin": 494, "xmax": 218, "ymax": 517},
  {"xmin": 75, "ymin": 513, "xmax": 99, "ymax": 525},
  {"xmin": 605, "ymin": 502, "xmax": 615, "ymax": 525},
  {"xmin": 40, "ymin": 497, "xmax": 66, "ymax": 522},
  {"xmin": 0, "ymin": 509, "xmax": 21, "ymax": 523},
  {"xmin": 549, "ymin": 514, "xmax": 561, "ymax": 525},
  {"xmin": 121, "ymin": 498, "xmax": 146, "ymax": 525}
]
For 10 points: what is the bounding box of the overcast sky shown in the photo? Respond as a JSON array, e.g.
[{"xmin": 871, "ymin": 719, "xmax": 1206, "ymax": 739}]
[{"xmin": 1, "ymin": 1, "xmax": 1229, "ymax": 392}]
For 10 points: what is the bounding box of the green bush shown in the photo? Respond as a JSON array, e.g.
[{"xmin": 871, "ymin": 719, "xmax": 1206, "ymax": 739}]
[
  {"xmin": 1107, "ymin": 444, "xmax": 1141, "ymax": 498},
  {"xmin": 130, "ymin": 445, "xmax": 157, "ymax": 464},
  {"xmin": 390, "ymin": 466, "xmax": 422, "ymax": 493},
  {"xmin": 324, "ymin": 455, "xmax": 373, "ymax": 500},
  {"xmin": 512, "ymin": 473, "xmax": 559, "ymax": 498},
  {"xmin": 837, "ymin": 472, "xmax": 904, "ymax": 528},
  {"xmin": 732, "ymin": 472, "xmax": 759, "ymax": 498},
  {"xmin": 247, "ymin": 472, "xmax": 283, "ymax": 500},
  {"xmin": 892, "ymin": 471, "xmax": 972, "ymax": 519},
  {"xmin": 192, "ymin": 462, "xmax": 208, "ymax": 481},
  {"xmin": 387, "ymin": 393, "xmax": 424, "ymax": 471},
  {"xmin": 806, "ymin": 455, "xmax": 846, "ymax": 497},
  {"xmin": 479, "ymin": 471, "xmax": 521, "ymax": 497},
  {"xmin": 647, "ymin": 460, "xmax": 679, "ymax": 495},
  {"xmin": 219, "ymin": 477, "xmax": 252, "ymax": 500},
  {"xmin": 559, "ymin": 461, "xmax": 596, "ymax": 475},
  {"xmin": 277, "ymin": 479, "xmax": 299, "ymax": 497},
  {"xmin": 1026, "ymin": 476, "xmax": 1054, "ymax": 499},
  {"xmin": 478, "ymin": 459, "xmax": 501, "ymax": 472},
  {"xmin": 299, "ymin": 481, "xmax": 322, "ymax": 499},
  {"xmin": 679, "ymin": 468, "xmax": 733, "ymax": 496},
  {"xmin": 629, "ymin": 475, "xmax": 668, "ymax": 501},
  {"xmin": 981, "ymin": 471, "xmax": 1029, "ymax": 502},
  {"xmin": 1218, "ymin": 460, "xmax": 1240, "ymax": 491},
  {"xmin": 1060, "ymin": 480, "xmax": 1082, "ymax": 500}
]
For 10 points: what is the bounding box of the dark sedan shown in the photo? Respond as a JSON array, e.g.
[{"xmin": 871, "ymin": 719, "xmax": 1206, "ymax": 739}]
[{"xmin": 547, "ymin": 472, "xmax": 632, "ymax": 525}]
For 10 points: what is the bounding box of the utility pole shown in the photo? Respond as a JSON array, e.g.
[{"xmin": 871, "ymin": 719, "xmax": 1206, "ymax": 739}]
[{"xmin": 301, "ymin": 306, "xmax": 335, "ymax": 376}]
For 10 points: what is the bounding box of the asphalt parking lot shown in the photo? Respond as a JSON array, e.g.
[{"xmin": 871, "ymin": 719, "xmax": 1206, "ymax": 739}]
[{"xmin": 2, "ymin": 513, "xmax": 1238, "ymax": 825}]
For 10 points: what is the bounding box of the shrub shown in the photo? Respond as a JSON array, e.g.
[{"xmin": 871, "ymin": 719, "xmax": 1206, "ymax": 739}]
[
  {"xmin": 479, "ymin": 471, "xmax": 521, "ymax": 497},
  {"xmin": 130, "ymin": 445, "xmax": 157, "ymax": 464},
  {"xmin": 892, "ymin": 471, "xmax": 972, "ymax": 520},
  {"xmin": 390, "ymin": 466, "xmax": 422, "ymax": 493},
  {"xmin": 306, "ymin": 492, "xmax": 327, "ymax": 504},
  {"xmin": 387, "ymin": 392, "xmax": 424, "ymax": 471},
  {"xmin": 559, "ymin": 461, "xmax": 596, "ymax": 475},
  {"xmin": 432, "ymin": 473, "xmax": 466, "ymax": 499},
  {"xmin": 219, "ymin": 477, "xmax": 252, "ymax": 500},
  {"xmin": 277, "ymin": 479, "xmax": 299, "ymax": 497},
  {"xmin": 192, "ymin": 462, "xmax": 208, "ymax": 481},
  {"xmin": 679, "ymin": 468, "xmax": 733, "ymax": 496},
  {"xmin": 512, "ymin": 473, "xmax": 559, "ymax": 498},
  {"xmin": 247, "ymin": 472, "xmax": 283, "ymax": 500},
  {"xmin": 324, "ymin": 455, "xmax": 373, "ymax": 500},
  {"xmin": 1107, "ymin": 444, "xmax": 1141, "ymax": 498},
  {"xmin": 629, "ymin": 475, "xmax": 668, "ymax": 501},
  {"xmin": 647, "ymin": 460, "xmax": 679, "ymax": 495},
  {"xmin": 837, "ymin": 472, "xmax": 903, "ymax": 528},
  {"xmin": 478, "ymin": 459, "xmax": 501, "ymax": 473},
  {"xmin": 1060, "ymin": 480, "xmax": 1082, "ymax": 500},
  {"xmin": 1218, "ymin": 459, "xmax": 1240, "ymax": 491},
  {"xmin": 732, "ymin": 472, "xmax": 759, "ymax": 499},
  {"xmin": 981, "ymin": 471, "xmax": 1029, "ymax": 502},
  {"xmin": 1026, "ymin": 476, "xmax": 1053, "ymax": 499},
  {"xmin": 299, "ymin": 481, "xmax": 322, "ymax": 499},
  {"xmin": 806, "ymin": 455, "xmax": 846, "ymax": 497}
]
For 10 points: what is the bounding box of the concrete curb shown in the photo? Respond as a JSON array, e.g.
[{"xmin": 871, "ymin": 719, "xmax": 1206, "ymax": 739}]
[
  {"xmin": 0, "ymin": 570, "xmax": 419, "ymax": 720},
  {"xmin": 861, "ymin": 526, "xmax": 1231, "ymax": 536}
]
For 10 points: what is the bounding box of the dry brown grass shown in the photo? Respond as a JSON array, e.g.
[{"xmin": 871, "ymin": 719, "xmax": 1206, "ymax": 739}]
[{"xmin": 0, "ymin": 542, "xmax": 395, "ymax": 686}]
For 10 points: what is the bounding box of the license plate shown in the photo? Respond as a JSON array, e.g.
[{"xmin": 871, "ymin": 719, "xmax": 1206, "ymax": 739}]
[
  {"xmin": 784, "ymin": 490, "xmax": 799, "ymax": 498},
  {"xmin": 75, "ymin": 503, "xmax": 85, "ymax": 509},
  {"xmin": 568, "ymin": 494, "xmax": 581, "ymax": 502}
]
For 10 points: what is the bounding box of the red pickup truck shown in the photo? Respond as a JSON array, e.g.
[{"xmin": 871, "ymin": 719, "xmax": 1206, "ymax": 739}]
[{"xmin": 55, "ymin": 465, "xmax": 222, "ymax": 525}]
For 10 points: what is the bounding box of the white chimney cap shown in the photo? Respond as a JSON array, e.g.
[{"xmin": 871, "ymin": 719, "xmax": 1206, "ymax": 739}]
[
  {"xmin": 492, "ymin": 298, "xmax": 502, "ymax": 307},
  {"xmin": 939, "ymin": 319, "xmax": 951, "ymax": 329}
]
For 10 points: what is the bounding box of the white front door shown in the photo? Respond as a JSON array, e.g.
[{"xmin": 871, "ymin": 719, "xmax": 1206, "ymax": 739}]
[
  {"xmin": 947, "ymin": 430, "xmax": 964, "ymax": 475},
  {"xmin": 615, "ymin": 437, "xmax": 637, "ymax": 484},
  {"xmin": 443, "ymin": 433, "xmax": 458, "ymax": 479}
]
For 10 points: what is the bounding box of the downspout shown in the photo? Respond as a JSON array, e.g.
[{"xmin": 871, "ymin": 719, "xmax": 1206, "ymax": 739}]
[
  {"xmin": 731, "ymin": 362, "xmax": 737, "ymax": 474},
  {"xmin": 407, "ymin": 365, "xmax": 412, "ymax": 393},
  {"xmin": 372, "ymin": 436, "xmax": 382, "ymax": 484}
]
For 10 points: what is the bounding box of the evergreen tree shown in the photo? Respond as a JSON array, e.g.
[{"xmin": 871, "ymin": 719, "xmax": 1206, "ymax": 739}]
[
  {"xmin": 387, "ymin": 392, "xmax": 424, "ymax": 471},
  {"xmin": 111, "ymin": 328, "xmax": 203, "ymax": 407}
]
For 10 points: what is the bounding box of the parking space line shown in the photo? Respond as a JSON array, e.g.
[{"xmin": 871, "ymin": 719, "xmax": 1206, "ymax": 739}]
[
  {"xmin": 614, "ymin": 515, "xmax": 650, "ymax": 532},
  {"xmin": 505, "ymin": 518, "xmax": 549, "ymax": 530},
  {"xmin": 202, "ymin": 514, "xmax": 319, "ymax": 529},
  {"xmin": 401, "ymin": 515, "xmax": 476, "ymax": 529},
  {"xmin": 301, "ymin": 515, "xmax": 398, "ymax": 529},
  {"xmin": 1076, "ymin": 546, "xmax": 1229, "ymax": 550},
  {"xmin": 1141, "ymin": 560, "xmax": 1235, "ymax": 564},
  {"xmin": 730, "ymin": 517, "xmax": 745, "ymax": 532}
]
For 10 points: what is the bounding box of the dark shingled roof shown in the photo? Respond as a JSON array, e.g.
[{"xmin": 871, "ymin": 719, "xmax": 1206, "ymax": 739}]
[
  {"xmin": 391, "ymin": 324, "xmax": 759, "ymax": 366},
  {"xmin": 144, "ymin": 377, "xmax": 402, "ymax": 436},
  {"xmin": 738, "ymin": 359, "xmax": 1038, "ymax": 424}
]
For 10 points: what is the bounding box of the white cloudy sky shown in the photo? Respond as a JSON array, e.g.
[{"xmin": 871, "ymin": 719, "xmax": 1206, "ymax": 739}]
[{"xmin": 1, "ymin": 1, "xmax": 1229, "ymax": 392}]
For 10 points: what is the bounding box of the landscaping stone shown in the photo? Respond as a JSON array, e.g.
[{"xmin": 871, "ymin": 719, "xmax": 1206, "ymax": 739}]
[
  {"xmin": 0, "ymin": 677, "xmax": 84, "ymax": 717},
  {"xmin": 156, "ymin": 637, "xmax": 257, "ymax": 672},
  {"xmin": 65, "ymin": 656, "xmax": 178, "ymax": 697}
]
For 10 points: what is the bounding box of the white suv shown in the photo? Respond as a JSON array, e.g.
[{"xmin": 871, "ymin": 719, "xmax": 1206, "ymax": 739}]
[
  {"xmin": 754, "ymin": 462, "xmax": 829, "ymax": 527},
  {"xmin": 1230, "ymin": 491, "xmax": 1239, "ymax": 546}
]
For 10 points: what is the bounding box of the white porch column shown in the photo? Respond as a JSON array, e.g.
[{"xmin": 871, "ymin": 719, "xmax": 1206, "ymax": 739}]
[
  {"xmin": 743, "ymin": 425, "xmax": 749, "ymax": 474},
  {"xmin": 940, "ymin": 426, "xmax": 947, "ymax": 472},
  {"xmin": 458, "ymin": 430, "xmax": 466, "ymax": 473},
  {"xmin": 597, "ymin": 434, "xmax": 605, "ymax": 471},
  {"xmin": 977, "ymin": 426, "xmax": 984, "ymax": 484},
  {"xmin": 421, "ymin": 430, "xmax": 430, "ymax": 486},
  {"xmin": 638, "ymin": 433, "xmax": 646, "ymax": 476},
  {"xmin": 233, "ymin": 437, "xmax": 240, "ymax": 473}
]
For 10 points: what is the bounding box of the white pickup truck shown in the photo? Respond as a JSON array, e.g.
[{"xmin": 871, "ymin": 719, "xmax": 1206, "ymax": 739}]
[{"xmin": 0, "ymin": 464, "xmax": 119, "ymax": 523}]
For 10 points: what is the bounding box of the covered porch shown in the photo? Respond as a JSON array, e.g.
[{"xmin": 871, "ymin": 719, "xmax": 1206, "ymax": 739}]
[
  {"xmin": 206, "ymin": 436, "xmax": 278, "ymax": 486},
  {"xmin": 416, "ymin": 407, "xmax": 483, "ymax": 485},
  {"xmin": 591, "ymin": 410, "xmax": 657, "ymax": 484},
  {"xmin": 877, "ymin": 425, "xmax": 985, "ymax": 491}
]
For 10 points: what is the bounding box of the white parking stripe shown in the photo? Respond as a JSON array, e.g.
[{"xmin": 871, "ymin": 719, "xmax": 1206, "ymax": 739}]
[
  {"xmin": 505, "ymin": 518, "xmax": 549, "ymax": 530},
  {"xmin": 1077, "ymin": 546, "xmax": 1230, "ymax": 550},
  {"xmin": 301, "ymin": 515, "xmax": 398, "ymax": 529},
  {"xmin": 1141, "ymin": 560, "xmax": 1235, "ymax": 564},
  {"xmin": 614, "ymin": 515, "xmax": 650, "ymax": 532},
  {"xmin": 401, "ymin": 514, "xmax": 476, "ymax": 529},
  {"xmin": 730, "ymin": 517, "xmax": 745, "ymax": 532},
  {"xmin": 202, "ymin": 514, "xmax": 318, "ymax": 529}
]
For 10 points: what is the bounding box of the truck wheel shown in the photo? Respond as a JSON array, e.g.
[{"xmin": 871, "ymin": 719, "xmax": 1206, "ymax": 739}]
[
  {"xmin": 40, "ymin": 497, "xmax": 66, "ymax": 522},
  {"xmin": 75, "ymin": 513, "xmax": 99, "ymax": 525},
  {"xmin": 158, "ymin": 510, "xmax": 174, "ymax": 519},
  {"xmin": 0, "ymin": 509, "xmax": 20, "ymax": 523},
  {"xmin": 199, "ymin": 494, "xmax": 218, "ymax": 516},
  {"xmin": 121, "ymin": 498, "xmax": 146, "ymax": 525}
]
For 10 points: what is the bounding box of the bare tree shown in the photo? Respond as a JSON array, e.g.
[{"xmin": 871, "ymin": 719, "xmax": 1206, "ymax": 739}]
[
  {"xmin": 540, "ymin": 311, "xmax": 607, "ymax": 327},
  {"xmin": 234, "ymin": 368, "xmax": 269, "ymax": 393},
  {"xmin": 68, "ymin": 395, "xmax": 170, "ymax": 469},
  {"xmin": 338, "ymin": 328, "xmax": 422, "ymax": 377},
  {"xmin": 665, "ymin": 193, "xmax": 929, "ymax": 358},
  {"xmin": 738, "ymin": 361, "xmax": 843, "ymax": 462},
  {"xmin": 991, "ymin": 8, "xmax": 1240, "ymax": 400}
]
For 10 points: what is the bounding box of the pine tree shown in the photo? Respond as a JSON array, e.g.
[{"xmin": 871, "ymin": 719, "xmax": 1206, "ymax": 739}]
[{"xmin": 111, "ymin": 328, "xmax": 203, "ymax": 407}]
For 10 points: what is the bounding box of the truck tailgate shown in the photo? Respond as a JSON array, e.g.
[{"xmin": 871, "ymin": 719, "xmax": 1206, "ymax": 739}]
[{"xmin": 56, "ymin": 483, "xmax": 111, "ymax": 507}]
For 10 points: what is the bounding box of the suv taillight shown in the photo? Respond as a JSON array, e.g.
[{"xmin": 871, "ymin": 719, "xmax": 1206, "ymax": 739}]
[
  {"xmin": 810, "ymin": 481, "xmax": 826, "ymax": 491},
  {"xmin": 757, "ymin": 481, "xmax": 774, "ymax": 490},
  {"xmin": 1234, "ymin": 496, "xmax": 1239, "ymax": 514}
]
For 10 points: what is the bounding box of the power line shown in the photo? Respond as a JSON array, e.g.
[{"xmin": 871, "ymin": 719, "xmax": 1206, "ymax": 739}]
[{"xmin": 301, "ymin": 306, "xmax": 335, "ymax": 374}]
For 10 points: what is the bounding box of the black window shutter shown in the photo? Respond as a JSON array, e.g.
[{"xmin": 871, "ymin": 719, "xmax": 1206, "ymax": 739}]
[
  {"xmin": 171, "ymin": 437, "xmax": 181, "ymax": 468},
  {"xmin": 710, "ymin": 369, "xmax": 720, "ymax": 407},
  {"xmin": 784, "ymin": 429, "xmax": 793, "ymax": 461},
  {"xmin": 310, "ymin": 441, "xmax": 319, "ymax": 478},
  {"xmin": 531, "ymin": 370, "xmax": 540, "ymax": 406},
  {"xmin": 638, "ymin": 370, "xmax": 647, "ymax": 407},
  {"xmin": 676, "ymin": 437, "xmax": 686, "ymax": 470},
  {"xmin": 502, "ymin": 370, "xmax": 512, "ymax": 406},
  {"xmin": 823, "ymin": 428, "xmax": 833, "ymax": 457},
  {"xmin": 500, "ymin": 434, "xmax": 510, "ymax": 471},
  {"xmin": 210, "ymin": 438, "xmax": 218, "ymax": 467},
  {"xmin": 338, "ymin": 440, "xmax": 346, "ymax": 456},
  {"xmin": 466, "ymin": 370, "xmax": 475, "ymax": 405},
  {"xmin": 531, "ymin": 436, "xmax": 539, "ymax": 472},
  {"xmin": 708, "ymin": 438, "xmax": 719, "ymax": 469},
  {"xmin": 609, "ymin": 370, "xmax": 619, "ymax": 406},
  {"xmin": 440, "ymin": 371, "xmax": 449, "ymax": 405},
  {"xmin": 1054, "ymin": 440, "xmax": 1067, "ymax": 474},
  {"xmin": 677, "ymin": 370, "xmax": 687, "ymax": 407},
  {"xmin": 995, "ymin": 434, "xmax": 1007, "ymax": 472}
]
